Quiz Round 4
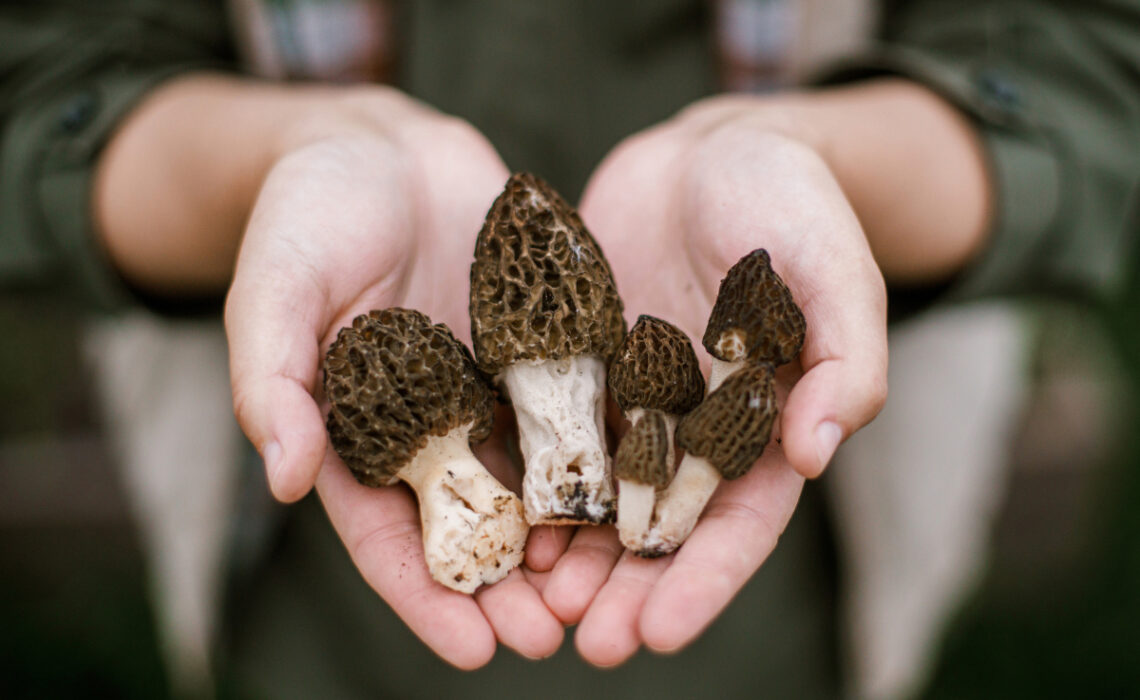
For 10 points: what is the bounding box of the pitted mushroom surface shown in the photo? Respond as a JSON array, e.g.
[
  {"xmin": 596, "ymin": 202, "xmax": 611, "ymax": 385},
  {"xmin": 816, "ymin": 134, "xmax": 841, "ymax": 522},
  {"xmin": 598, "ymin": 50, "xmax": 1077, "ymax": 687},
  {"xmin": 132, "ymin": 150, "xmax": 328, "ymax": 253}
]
[
  {"xmin": 703, "ymin": 248, "xmax": 806, "ymax": 368},
  {"xmin": 470, "ymin": 173, "xmax": 626, "ymax": 525},
  {"xmin": 675, "ymin": 362, "xmax": 778, "ymax": 480},
  {"xmin": 324, "ymin": 308, "xmax": 528, "ymax": 593},
  {"xmin": 633, "ymin": 249, "xmax": 803, "ymax": 556},
  {"xmin": 607, "ymin": 315, "xmax": 705, "ymax": 552}
]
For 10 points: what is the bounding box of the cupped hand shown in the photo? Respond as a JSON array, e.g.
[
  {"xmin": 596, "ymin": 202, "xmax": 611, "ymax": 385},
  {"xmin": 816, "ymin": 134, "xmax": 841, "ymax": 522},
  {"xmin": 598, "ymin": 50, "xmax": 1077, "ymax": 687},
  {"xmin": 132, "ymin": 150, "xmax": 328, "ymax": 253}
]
[
  {"xmin": 538, "ymin": 96, "xmax": 889, "ymax": 664},
  {"xmin": 224, "ymin": 88, "xmax": 562, "ymax": 667}
]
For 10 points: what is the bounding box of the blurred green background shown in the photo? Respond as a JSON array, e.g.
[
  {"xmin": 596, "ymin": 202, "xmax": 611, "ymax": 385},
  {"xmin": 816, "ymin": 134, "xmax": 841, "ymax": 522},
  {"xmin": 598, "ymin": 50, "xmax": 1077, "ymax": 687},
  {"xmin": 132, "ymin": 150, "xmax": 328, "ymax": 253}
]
[{"xmin": 1, "ymin": 286, "xmax": 1137, "ymax": 699}]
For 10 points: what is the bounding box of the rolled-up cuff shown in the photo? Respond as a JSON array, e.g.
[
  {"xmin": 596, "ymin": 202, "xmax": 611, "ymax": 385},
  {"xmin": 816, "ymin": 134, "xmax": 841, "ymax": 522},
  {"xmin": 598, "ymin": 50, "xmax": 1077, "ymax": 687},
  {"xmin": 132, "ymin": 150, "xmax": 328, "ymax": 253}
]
[
  {"xmin": 2, "ymin": 65, "xmax": 213, "ymax": 312},
  {"xmin": 811, "ymin": 45, "xmax": 1072, "ymax": 304}
]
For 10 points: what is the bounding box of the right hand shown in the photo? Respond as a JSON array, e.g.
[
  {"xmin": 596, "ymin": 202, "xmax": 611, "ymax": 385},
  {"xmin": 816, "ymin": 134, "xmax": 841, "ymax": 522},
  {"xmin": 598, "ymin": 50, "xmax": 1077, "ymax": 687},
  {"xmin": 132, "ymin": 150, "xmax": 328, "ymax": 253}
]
[{"xmin": 224, "ymin": 87, "xmax": 563, "ymax": 667}]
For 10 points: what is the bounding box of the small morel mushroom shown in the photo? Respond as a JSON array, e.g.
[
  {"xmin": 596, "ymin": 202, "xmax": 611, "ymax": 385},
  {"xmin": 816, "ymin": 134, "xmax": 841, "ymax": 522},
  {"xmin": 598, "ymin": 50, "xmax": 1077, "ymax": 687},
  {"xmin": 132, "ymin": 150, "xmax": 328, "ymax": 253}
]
[
  {"xmin": 703, "ymin": 248, "xmax": 805, "ymax": 385},
  {"xmin": 637, "ymin": 249, "xmax": 805, "ymax": 556},
  {"xmin": 470, "ymin": 173, "xmax": 626, "ymax": 525},
  {"xmin": 641, "ymin": 362, "xmax": 778, "ymax": 554},
  {"xmin": 323, "ymin": 308, "xmax": 528, "ymax": 593},
  {"xmin": 607, "ymin": 315, "xmax": 705, "ymax": 552}
]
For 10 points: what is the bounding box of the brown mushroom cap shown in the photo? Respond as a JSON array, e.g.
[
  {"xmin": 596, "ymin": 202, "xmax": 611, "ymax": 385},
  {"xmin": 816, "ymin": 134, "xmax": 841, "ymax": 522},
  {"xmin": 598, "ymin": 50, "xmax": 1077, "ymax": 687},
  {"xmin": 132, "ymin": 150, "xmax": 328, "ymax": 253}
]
[
  {"xmin": 702, "ymin": 249, "xmax": 805, "ymax": 366},
  {"xmin": 469, "ymin": 172, "xmax": 626, "ymax": 376},
  {"xmin": 676, "ymin": 362, "xmax": 778, "ymax": 480},
  {"xmin": 614, "ymin": 409, "xmax": 673, "ymax": 487},
  {"xmin": 323, "ymin": 308, "xmax": 495, "ymax": 487},
  {"xmin": 608, "ymin": 315, "xmax": 705, "ymax": 416}
]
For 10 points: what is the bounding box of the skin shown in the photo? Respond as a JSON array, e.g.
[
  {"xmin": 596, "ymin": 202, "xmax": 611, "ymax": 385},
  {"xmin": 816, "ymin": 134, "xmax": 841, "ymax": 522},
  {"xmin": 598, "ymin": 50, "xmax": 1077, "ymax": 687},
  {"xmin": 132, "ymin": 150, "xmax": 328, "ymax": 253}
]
[
  {"xmin": 94, "ymin": 74, "xmax": 988, "ymax": 668},
  {"xmin": 536, "ymin": 81, "xmax": 990, "ymax": 664},
  {"xmin": 97, "ymin": 76, "xmax": 563, "ymax": 668}
]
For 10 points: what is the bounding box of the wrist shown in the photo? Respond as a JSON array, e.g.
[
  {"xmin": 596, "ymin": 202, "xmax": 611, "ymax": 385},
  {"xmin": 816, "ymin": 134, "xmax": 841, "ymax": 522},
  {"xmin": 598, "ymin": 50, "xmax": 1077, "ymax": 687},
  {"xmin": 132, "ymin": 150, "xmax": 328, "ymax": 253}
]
[
  {"xmin": 94, "ymin": 76, "xmax": 429, "ymax": 296},
  {"xmin": 271, "ymin": 83, "xmax": 428, "ymax": 159},
  {"xmin": 674, "ymin": 81, "xmax": 992, "ymax": 286}
]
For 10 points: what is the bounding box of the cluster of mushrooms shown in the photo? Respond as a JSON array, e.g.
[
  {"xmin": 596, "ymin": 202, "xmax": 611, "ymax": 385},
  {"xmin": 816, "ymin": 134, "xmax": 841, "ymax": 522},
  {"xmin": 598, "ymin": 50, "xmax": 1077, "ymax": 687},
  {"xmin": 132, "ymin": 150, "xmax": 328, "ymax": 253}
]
[{"xmin": 323, "ymin": 173, "xmax": 805, "ymax": 593}]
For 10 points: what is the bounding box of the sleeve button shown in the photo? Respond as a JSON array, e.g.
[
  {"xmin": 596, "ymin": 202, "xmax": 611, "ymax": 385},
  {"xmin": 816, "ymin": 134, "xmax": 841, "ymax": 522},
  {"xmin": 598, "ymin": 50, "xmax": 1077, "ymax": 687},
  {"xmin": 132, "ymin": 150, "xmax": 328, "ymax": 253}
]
[{"xmin": 59, "ymin": 91, "xmax": 97, "ymax": 133}]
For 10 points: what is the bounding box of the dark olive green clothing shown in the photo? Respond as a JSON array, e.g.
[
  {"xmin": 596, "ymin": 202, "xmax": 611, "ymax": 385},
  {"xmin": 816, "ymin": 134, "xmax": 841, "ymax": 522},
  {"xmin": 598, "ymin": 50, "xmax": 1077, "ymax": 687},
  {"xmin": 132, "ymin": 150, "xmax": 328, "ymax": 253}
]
[
  {"xmin": 223, "ymin": 487, "xmax": 839, "ymax": 700},
  {"xmin": 3, "ymin": 1, "xmax": 1139, "ymax": 698},
  {"xmin": 820, "ymin": 0, "xmax": 1140, "ymax": 306},
  {"xmin": 401, "ymin": 0, "xmax": 713, "ymax": 202},
  {"xmin": 4, "ymin": 1, "xmax": 1139, "ymax": 312},
  {"xmin": 0, "ymin": 2, "xmax": 235, "ymax": 311}
]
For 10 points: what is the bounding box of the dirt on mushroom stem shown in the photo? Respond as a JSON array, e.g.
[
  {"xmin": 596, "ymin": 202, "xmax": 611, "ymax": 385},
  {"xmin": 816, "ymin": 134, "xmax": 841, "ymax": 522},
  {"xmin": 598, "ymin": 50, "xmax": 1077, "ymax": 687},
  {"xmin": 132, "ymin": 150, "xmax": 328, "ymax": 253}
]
[
  {"xmin": 501, "ymin": 355, "xmax": 616, "ymax": 525},
  {"xmin": 395, "ymin": 424, "xmax": 528, "ymax": 593},
  {"xmin": 469, "ymin": 173, "xmax": 626, "ymax": 526},
  {"xmin": 624, "ymin": 248, "xmax": 803, "ymax": 556}
]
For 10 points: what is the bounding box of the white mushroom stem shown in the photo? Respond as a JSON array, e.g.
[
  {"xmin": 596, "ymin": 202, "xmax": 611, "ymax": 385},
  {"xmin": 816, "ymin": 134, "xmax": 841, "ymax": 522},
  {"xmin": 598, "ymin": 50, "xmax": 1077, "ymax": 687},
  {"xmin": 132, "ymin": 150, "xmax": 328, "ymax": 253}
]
[
  {"xmin": 634, "ymin": 357, "xmax": 747, "ymax": 556},
  {"xmin": 639, "ymin": 454, "xmax": 722, "ymax": 554},
  {"xmin": 500, "ymin": 355, "xmax": 614, "ymax": 524},
  {"xmin": 618, "ymin": 481, "xmax": 657, "ymax": 546},
  {"xmin": 396, "ymin": 423, "xmax": 528, "ymax": 594},
  {"xmin": 617, "ymin": 407, "xmax": 679, "ymax": 548}
]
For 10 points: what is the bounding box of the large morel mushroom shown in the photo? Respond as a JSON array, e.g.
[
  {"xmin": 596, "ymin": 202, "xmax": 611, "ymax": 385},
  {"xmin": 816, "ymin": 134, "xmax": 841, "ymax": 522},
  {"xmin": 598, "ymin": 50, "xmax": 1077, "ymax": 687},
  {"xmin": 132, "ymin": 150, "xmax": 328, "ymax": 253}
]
[
  {"xmin": 323, "ymin": 308, "xmax": 528, "ymax": 593},
  {"xmin": 469, "ymin": 172, "xmax": 626, "ymax": 525}
]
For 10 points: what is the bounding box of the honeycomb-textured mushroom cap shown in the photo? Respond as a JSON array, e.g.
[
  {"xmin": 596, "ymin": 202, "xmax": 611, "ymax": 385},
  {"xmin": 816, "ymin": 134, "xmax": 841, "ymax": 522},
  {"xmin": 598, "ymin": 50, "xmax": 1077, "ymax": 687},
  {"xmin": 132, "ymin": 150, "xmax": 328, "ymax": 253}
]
[
  {"xmin": 323, "ymin": 308, "xmax": 495, "ymax": 487},
  {"xmin": 608, "ymin": 315, "xmax": 705, "ymax": 416},
  {"xmin": 702, "ymin": 249, "xmax": 805, "ymax": 366},
  {"xmin": 470, "ymin": 172, "xmax": 626, "ymax": 376},
  {"xmin": 676, "ymin": 362, "xmax": 777, "ymax": 480},
  {"xmin": 614, "ymin": 409, "xmax": 673, "ymax": 487}
]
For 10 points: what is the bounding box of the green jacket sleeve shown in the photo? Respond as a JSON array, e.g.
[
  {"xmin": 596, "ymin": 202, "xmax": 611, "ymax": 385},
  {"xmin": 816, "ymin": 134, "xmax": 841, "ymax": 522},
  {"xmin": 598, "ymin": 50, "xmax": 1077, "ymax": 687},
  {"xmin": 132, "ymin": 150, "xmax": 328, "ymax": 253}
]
[
  {"xmin": 820, "ymin": 0, "xmax": 1140, "ymax": 305},
  {"xmin": 0, "ymin": 2, "xmax": 234, "ymax": 311}
]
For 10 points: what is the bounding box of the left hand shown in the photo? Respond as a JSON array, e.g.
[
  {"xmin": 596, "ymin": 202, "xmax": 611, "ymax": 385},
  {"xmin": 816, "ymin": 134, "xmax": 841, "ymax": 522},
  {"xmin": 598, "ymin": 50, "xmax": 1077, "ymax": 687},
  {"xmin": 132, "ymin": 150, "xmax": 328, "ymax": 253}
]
[{"xmin": 529, "ymin": 95, "xmax": 889, "ymax": 665}]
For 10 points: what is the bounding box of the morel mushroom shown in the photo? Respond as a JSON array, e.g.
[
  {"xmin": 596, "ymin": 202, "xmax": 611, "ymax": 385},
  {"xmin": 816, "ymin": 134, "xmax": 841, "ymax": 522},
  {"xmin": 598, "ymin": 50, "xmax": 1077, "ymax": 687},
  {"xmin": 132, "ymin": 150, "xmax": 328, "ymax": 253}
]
[
  {"xmin": 637, "ymin": 249, "xmax": 805, "ymax": 556},
  {"xmin": 323, "ymin": 308, "xmax": 528, "ymax": 593},
  {"xmin": 469, "ymin": 173, "xmax": 626, "ymax": 525},
  {"xmin": 607, "ymin": 315, "xmax": 704, "ymax": 551},
  {"xmin": 702, "ymin": 248, "xmax": 805, "ymax": 384}
]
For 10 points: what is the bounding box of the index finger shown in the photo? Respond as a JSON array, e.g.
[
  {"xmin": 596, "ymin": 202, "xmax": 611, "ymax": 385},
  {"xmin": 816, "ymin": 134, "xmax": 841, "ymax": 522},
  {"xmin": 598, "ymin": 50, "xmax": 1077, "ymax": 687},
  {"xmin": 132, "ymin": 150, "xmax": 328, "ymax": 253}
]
[
  {"xmin": 779, "ymin": 243, "xmax": 888, "ymax": 479},
  {"xmin": 225, "ymin": 264, "xmax": 329, "ymax": 503}
]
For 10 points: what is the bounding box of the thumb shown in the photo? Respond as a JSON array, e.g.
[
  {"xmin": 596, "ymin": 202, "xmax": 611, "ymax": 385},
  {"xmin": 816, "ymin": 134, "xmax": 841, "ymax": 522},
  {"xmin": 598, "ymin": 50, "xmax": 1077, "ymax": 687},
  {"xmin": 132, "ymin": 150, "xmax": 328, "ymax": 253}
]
[
  {"xmin": 225, "ymin": 270, "xmax": 329, "ymax": 502},
  {"xmin": 780, "ymin": 269, "xmax": 888, "ymax": 479}
]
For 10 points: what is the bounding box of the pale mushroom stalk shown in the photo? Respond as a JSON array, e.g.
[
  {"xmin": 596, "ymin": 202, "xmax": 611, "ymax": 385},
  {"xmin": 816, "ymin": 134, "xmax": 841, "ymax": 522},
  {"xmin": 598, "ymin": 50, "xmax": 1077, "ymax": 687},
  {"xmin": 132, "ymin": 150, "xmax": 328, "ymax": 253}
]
[
  {"xmin": 615, "ymin": 408, "xmax": 678, "ymax": 543},
  {"xmin": 637, "ymin": 249, "xmax": 806, "ymax": 556},
  {"xmin": 640, "ymin": 456, "xmax": 720, "ymax": 553},
  {"xmin": 395, "ymin": 424, "xmax": 528, "ymax": 589},
  {"xmin": 641, "ymin": 362, "xmax": 780, "ymax": 555},
  {"xmin": 639, "ymin": 357, "xmax": 737, "ymax": 549},
  {"xmin": 708, "ymin": 357, "xmax": 745, "ymax": 391},
  {"xmin": 323, "ymin": 308, "xmax": 528, "ymax": 593},
  {"xmin": 470, "ymin": 173, "xmax": 627, "ymax": 525},
  {"xmin": 500, "ymin": 355, "xmax": 612, "ymax": 524},
  {"xmin": 607, "ymin": 315, "xmax": 705, "ymax": 553}
]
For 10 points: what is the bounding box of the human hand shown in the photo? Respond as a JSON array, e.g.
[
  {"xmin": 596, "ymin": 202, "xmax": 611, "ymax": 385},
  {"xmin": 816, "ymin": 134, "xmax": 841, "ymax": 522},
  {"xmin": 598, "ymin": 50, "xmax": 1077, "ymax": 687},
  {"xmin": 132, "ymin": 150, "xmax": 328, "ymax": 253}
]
[
  {"xmin": 531, "ymin": 95, "xmax": 889, "ymax": 664},
  {"xmin": 224, "ymin": 88, "xmax": 562, "ymax": 667}
]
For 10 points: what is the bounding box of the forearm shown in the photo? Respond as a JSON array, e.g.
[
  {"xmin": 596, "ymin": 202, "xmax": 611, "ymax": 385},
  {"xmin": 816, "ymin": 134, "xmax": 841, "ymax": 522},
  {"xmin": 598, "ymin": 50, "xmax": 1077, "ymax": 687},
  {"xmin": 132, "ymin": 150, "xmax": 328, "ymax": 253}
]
[
  {"xmin": 92, "ymin": 74, "xmax": 412, "ymax": 298},
  {"xmin": 800, "ymin": 79, "xmax": 991, "ymax": 287},
  {"xmin": 681, "ymin": 79, "xmax": 991, "ymax": 288},
  {"xmin": 93, "ymin": 74, "xmax": 305, "ymax": 296}
]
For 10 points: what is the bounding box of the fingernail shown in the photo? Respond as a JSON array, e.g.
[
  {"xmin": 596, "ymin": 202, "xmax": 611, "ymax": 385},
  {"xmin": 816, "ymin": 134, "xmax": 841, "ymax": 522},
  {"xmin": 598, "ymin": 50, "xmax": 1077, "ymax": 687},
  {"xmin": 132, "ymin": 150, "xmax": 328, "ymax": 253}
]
[
  {"xmin": 814, "ymin": 422, "xmax": 843, "ymax": 471},
  {"xmin": 263, "ymin": 441, "xmax": 283, "ymax": 487}
]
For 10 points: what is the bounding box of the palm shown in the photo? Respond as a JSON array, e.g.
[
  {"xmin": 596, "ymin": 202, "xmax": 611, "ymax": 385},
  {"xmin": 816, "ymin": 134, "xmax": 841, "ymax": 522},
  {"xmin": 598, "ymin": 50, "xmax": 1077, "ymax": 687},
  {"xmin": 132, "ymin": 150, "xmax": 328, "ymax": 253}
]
[
  {"xmin": 535, "ymin": 112, "xmax": 887, "ymax": 664},
  {"xmin": 226, "ymin": 120, "xmax": 563, "ymax": 667}
]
